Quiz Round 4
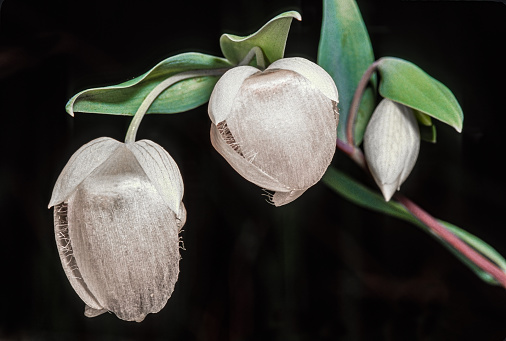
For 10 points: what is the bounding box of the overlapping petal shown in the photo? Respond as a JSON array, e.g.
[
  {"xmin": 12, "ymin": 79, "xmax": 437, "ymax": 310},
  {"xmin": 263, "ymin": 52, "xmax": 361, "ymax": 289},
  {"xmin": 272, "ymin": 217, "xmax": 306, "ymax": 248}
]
[
  {"xmin": 208, "ymin": 57, "xmax": 339, "ymax": 206},
  {"xmin": 364, "ymin": 99, "xmax": 420, "ymax": 201},
  {"xmin": 49, "ymin": 138, "xmax": 185, "ymax": 322}
]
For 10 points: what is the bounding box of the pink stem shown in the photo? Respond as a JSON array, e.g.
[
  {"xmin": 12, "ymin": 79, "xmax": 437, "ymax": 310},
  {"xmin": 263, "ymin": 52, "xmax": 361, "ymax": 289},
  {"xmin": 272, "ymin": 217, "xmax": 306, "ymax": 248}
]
[
  {"xmin": 346, "ymin": 59, "xmax": 381, "ymax": 146},
  {"xmin": 335, "ymin": 140, "xmax": 506, "ymax": 288},
  {"xmin": 395, "ymin": 192, "xmax": 506, "ymax": 287}
]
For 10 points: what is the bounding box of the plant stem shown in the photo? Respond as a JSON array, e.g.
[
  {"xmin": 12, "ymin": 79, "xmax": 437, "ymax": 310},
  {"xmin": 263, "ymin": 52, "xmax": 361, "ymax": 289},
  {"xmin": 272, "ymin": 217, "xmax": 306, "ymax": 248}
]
[
  {"xmin": 124, "ymin": 68, "xmax": 229, "ymax": 143},
  {"xmin": 346, "ymin": 59, "xmax": 380, "ymax": 146},
  {"xmin": 238, "ymin": 46, "xmax": 266, "ymax": 69},
  {"xmin": 394, "ymin": 192, "xmax": 506, "ymax": 287},
  {"xmin": 335, "ymin": 133, "xmax": 506, "ymax": 288},
  {"xmin": 336, "ymin": 139, "xmax": 367, "ymax": 170}
]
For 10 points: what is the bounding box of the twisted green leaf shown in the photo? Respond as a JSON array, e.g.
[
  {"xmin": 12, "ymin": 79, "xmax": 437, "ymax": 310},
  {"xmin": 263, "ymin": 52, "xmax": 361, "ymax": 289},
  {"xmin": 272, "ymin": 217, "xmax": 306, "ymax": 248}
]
[
  {"xmin": 66, "ymin": 52, "xmax": 232, "ymax": 116},
  {"xmin": 219, "ymin": 11, "xmax": 301, "ymax": 66}
]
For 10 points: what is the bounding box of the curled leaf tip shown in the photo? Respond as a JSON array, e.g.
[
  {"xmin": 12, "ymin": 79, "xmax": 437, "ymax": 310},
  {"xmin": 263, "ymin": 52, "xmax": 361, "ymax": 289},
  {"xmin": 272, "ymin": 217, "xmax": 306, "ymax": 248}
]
[
  {"xmin": 65, "ymin": 97, "xmax": 76, "ymax": 117},
  {"xmin": 220, "ymin": 10, "xmax": 302, "ymax": 66},
  {"xmin": 286, "ymin": 10, "xmax": 302, "ymax": 21}
]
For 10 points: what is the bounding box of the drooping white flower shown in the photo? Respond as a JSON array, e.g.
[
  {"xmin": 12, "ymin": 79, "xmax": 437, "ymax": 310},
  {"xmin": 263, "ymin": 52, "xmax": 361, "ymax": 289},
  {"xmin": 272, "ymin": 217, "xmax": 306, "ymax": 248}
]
[
  {"xmin": 208, "ymin": 57, "xmax": 339, "ymax": 206},
  {"xmin": 48, "ymin": 137, "xmax": 186, "ymax": 322},
  {"xmin": 363, "ymin": 98, "xmax": 420, "ymax": 201}
]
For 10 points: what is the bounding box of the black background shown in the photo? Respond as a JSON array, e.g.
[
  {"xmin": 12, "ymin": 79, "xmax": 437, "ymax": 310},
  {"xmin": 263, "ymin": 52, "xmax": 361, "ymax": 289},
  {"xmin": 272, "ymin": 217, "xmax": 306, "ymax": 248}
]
[{"xmin": 1, "ymin": 0, "xmax": 506, "ymax": 340}]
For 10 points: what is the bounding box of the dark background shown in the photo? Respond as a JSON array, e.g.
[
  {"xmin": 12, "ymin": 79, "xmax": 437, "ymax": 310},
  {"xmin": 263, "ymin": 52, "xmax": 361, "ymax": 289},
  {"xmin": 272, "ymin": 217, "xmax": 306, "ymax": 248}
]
[{"xmin": 1, "ymin": 0, "xmax": 506, "ymax": 340}]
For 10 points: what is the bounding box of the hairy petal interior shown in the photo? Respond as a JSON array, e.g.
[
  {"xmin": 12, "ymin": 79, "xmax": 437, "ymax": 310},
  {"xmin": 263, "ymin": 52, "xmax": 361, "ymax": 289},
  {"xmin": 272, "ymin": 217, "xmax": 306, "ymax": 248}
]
[
  {"xmin": 210, "ymin": 123, "xmax": 290, "ymax": 192},
  {"xmin": 54, "ymin": 202, "xmax": 104, "ymax": 312}
]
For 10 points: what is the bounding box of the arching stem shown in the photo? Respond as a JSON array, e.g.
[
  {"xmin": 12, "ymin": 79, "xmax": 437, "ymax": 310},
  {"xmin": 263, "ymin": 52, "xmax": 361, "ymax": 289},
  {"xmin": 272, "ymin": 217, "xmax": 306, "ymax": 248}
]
[
  {"xmin": 238, "ymin": 46, "xmax": 266, "ymax": 69},
  {"xmin": 346, "ymin": 59, "xmax": 381, "ymax": 146},
  {"xmin": 124, "ymin": 68, "xmax": 229, "ymax": 144}
]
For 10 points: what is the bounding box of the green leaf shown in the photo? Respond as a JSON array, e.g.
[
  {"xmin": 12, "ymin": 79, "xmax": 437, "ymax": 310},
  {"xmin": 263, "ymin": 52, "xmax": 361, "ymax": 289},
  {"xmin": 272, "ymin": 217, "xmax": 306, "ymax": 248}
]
[
  {"xmin": 317, "ymin": 0, "xmax": 376, "ymax": 144},
  {"xmin": 219, "ymin": 11, "xmax": 301, "ymax": 66},
  {"xmin": 66, "ymin": 52, "xmax": 232, "ymax": 116},
  {"xmin": 377, "ymin": 57, "xmax": 464, "ymax": 132},
  {"xmin": 321, "ymin": 166, "xmax": 506, "ymax": 285}
]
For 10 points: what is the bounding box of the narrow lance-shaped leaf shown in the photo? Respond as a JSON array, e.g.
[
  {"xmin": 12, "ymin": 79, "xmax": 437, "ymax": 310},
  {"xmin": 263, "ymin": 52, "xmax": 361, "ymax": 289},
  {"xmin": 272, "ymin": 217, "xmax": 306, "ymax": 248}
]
[
  {"xmin": 377, "ymin": 57, "xmax": 464, "ymax": 132},
  {"xmin": 321, "ymin": 166, "xmax": 506, "ymax": 285},
  {"xmin": 66, "ymin": 52, "xmax": 232, "ymax": 116},
  {"xmin": 219, "ymin": 11, "xmax": 301, "ymax": 67},
  {"xmin": 318, "ymin": 0, "xmax": 376, "ymax": 144}
]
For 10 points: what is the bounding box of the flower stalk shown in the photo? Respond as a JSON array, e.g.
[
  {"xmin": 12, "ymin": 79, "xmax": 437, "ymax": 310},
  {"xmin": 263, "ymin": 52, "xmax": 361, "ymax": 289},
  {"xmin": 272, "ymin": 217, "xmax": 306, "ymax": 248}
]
[
  {"xmin": 346, "ymin": 59, "xmax": 380, "ymax": 146},
  {"xmin": 125, "ymin": 68, "xmax": 229, "ymax": 144}
]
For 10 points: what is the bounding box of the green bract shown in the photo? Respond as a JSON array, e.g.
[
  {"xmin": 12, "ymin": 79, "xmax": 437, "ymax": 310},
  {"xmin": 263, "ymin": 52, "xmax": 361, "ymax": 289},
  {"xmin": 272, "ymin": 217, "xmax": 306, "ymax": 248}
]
[
  {"xmin": 377, "ymin": 57, "xmax": 464, "ymax": 132},
  {"xmin": 219, "ymin": 11, "xmax": 301, "ymax": 66},
  {"xmin": 66, "ymin": 53, "xmax": 232, "ymax": 116}
]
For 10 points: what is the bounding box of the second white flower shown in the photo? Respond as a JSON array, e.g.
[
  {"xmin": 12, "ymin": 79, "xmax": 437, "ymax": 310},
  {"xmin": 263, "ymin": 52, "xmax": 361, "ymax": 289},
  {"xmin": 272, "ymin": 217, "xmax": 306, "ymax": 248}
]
[{"xmin": 208, "ymin": 57, "xmax": 339, "ymax": 206}]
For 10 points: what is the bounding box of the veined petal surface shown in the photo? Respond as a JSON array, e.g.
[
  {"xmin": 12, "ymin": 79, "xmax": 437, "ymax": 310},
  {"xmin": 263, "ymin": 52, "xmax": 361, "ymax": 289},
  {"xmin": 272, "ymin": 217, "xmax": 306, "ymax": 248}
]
[
  {"xmin": 127, "ymin": 140, "xmax": 184, "ymax": 217},
  {"xmin": 49, "ymin": 137, "xmax": 122, "ymax": 208},
  {"xmin": 66, "ymin": 146, "xmax": 180, "ymax": 322},
  {"xmin": 268, "ymin": 57, "xmax": 339, "ymax": 102},
  {"xmin": 225, "ymin": 69, "xmax": 337, "ymax": 191},
  {"xmin": 208, "ymin": 66, "xmax": 260, "ymax": 124},
  {"xmin": 210, "ymin": 124, "xmax": 289, "ymax": 192},
  {"xmin": 364, "ymin": 99, "xmax": 420, "ymax": 201}
]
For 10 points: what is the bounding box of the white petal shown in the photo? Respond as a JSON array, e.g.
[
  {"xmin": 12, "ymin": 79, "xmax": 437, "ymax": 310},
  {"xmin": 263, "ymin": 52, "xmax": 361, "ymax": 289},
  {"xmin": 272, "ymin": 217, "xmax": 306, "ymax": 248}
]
[
  {"xmin": 272, "ymin": 189, "xmax": 306, "ymax": 207},
  {"xmin": 364, "ymin": 99, "xmax": 420, "ymax": 201},
  {"xmin": 208, "ymin": 66, "xmax": 260, "ymax": 124},
  {"xmin": 54, "ymin": 202, "xmax": 104, "ymax": 312},
  {"xmin": 48, "ymin": 137, "xmax": 122, "ymax": 208},
  {"xmin": 268, "ymin": 57, "xmax": 339, "ymax": 103},
  {"xmin": 84, "ymin": 305, "xmax": 108, "ymax": 318},
  {"xmin": 67, "ymin": 146, "xmax": 180, "ymax": 322},
  {"xmin": 210, "ymin": 124, "xmax": 289, "ymax": 192},
  {"xmin": 225, "ymin": 69, "xmax": 337, "ymax": 191},
  {"xmin": 127, "ymin": 140, "xmax": 184, "ymax": 217}
]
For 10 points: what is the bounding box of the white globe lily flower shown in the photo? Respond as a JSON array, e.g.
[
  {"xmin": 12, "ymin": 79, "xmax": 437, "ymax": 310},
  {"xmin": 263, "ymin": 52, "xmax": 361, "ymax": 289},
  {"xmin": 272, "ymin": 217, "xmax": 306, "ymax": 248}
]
[
  {"xmin": 208, "ymin": 57, "xmax": 339, "ymax": 206},
  {"xmin": 48, "ymin": 137, "xmax": 186, "ymax": 322},
  {"xmin": 363, "ymin": 98, "xmax": 420, "ymax": 201}
]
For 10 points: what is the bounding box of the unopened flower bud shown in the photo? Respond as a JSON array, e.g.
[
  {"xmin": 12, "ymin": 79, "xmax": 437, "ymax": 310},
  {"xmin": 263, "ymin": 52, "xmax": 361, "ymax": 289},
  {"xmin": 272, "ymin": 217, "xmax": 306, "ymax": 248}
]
[
  {"xmin": 48, "ymin": 137, "xmax": 186, "ymax": 322},
  {"xmin": 208, "ymin": 57, "xmax": 339, "ymax": 206},
  {"xmin": 363, "ymin": 99, "xmax": 420, "ymax": 201}
]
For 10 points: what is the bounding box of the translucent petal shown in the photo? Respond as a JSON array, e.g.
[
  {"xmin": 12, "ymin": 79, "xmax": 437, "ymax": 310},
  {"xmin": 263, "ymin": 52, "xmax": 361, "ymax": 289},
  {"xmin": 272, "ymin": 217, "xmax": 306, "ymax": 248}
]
[
  {"xmin": 49, "ymin": 137, "xmax": 122, "ymax": 208},
  {"xmin": 127, "ymin": 140, "xmax": 184, "ymax": 217},
  {"xmin": 84, "ymin": 305, "xmax": 108, "ymax": 318},
  {"xmin": 225, "ymin": 69, "xmax": 337, "ymax": 191},
  {"xmin": 67, "ymin": 146, "xmax": 181, "ymax": 322},
  {"xmin": 364, "ymin": 99, "xmax": 420, "ymax": 201},
  {"xmin": 208, "ymin": 66, "xmax": 260, "ymax": 124},
  {"xmin": 272, "ymin": 189, "xmax": 306, "ymax": 207},
  {"xmin": 268, "ymin": 57, "xmax": 339, "ymax": 103}
]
